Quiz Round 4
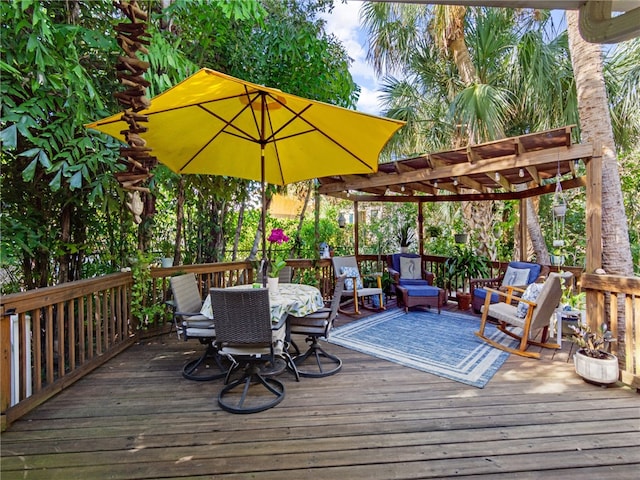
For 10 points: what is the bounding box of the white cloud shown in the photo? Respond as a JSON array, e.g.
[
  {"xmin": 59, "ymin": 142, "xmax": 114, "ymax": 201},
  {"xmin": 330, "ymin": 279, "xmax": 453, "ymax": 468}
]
[{"xmin": 321, "ymin": 1, "xmax": 381, "ymax": 115}]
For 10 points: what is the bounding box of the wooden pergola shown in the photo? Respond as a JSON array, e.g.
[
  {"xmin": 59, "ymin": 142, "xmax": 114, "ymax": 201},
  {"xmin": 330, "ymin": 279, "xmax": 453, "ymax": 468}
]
[{"xmin": 318, "ymin": 125, "xmax": 602, "ymax": 272}]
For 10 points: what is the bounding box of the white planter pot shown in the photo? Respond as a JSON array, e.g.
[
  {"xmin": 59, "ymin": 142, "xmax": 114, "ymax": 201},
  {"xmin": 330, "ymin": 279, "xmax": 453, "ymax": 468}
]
[
  {"xmin": 573, "ymin": 349, "xmax": 619, "ymax": 385},
  {"xmin": 400, "ymin": 246, "xmax": 409, "ymax": 253},
  {"xmin": 161, "ymin": 257, "xmax": 173, "ymax": 268},
  {"xmin": 551, "ymin": 254, "xmax": 565, "ymax": 266},
  {"xmin": 267, "ymin": 277, "xmax": 279, "ymax": 293},
  {"xmin": 552, "ymin": 239, "xmax": 565, "ymax": 247},
  {"xmin": 553, "ymin": 204, "xmax": 567, "ymax": 217}
]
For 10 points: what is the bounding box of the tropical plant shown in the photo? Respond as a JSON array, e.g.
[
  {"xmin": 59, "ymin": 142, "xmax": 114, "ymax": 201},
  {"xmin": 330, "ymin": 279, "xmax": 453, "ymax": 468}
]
[
  {"xmin": 397, "ymin": 222, "xmax": 415, "ymax": 247},
  {"xmin": 444, "ymin": 244, "xmax": 490, "ymax": 293},
  {"xmin": 129, "ymin": 250, "xmax": 166, "ymax": 328},
  {"xmin": 570, "ymin": 322, "xmax": 615, "ymax": 359}
]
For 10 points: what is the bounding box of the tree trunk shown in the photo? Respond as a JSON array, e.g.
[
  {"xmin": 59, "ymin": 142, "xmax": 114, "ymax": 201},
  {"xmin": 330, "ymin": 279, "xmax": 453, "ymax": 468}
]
[
  {"xmin": 247, "ymin": 194, "xmax": 273, "ymax": 261},
  {"xmin": 232, "ymin": 200, "xmax": 246, "ymax": 261},
  {"xmin": 527, "ymin": 197, "xmax": 549, "ymax": 264},
  {"xmin": 567, "ymin": 11, "xmax": 633, "ymax": 368},
  {"xmin": 58, "ymin": 203, "xmax": 71, "ymax": 284},
  {"xmin": 567, "ymin": 11, "xmax": 633, "ymax": 277},
  {"xmin": 290, "ymin": 181, "xmax": 312, "ymax": 258}
]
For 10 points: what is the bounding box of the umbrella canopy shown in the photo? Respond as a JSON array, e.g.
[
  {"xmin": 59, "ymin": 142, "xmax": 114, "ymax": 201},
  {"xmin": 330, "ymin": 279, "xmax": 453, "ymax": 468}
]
[
  {"xmin": 86, "ymin": 68, "xmax": 404, "ymax": 282},
  {"xmin": 86, "ymin": 68, "xmax": 405, "ymax": 185}
]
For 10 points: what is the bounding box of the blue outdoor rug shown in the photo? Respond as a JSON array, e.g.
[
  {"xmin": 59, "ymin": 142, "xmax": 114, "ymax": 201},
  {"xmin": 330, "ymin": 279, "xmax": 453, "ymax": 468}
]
[{"xmin": 328, "ymin": 308, "xmax": 518, "ymax": 388}]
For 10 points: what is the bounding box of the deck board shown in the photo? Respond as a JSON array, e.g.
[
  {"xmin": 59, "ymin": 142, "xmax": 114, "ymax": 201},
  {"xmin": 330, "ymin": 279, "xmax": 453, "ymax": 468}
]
[{"xmin": 2, "ymin": 302, "xmax": 639, "ymax": 479}]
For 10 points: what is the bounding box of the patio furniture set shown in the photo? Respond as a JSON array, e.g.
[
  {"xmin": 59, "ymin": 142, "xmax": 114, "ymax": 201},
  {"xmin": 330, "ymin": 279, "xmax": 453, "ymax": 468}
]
[
  {"xmin": 169, "ymin": 272, "xmax": 346, "ymax": 414},
  {"xmin": 169, "ymin": 255, "xmax": 563, "ymax": 414}
]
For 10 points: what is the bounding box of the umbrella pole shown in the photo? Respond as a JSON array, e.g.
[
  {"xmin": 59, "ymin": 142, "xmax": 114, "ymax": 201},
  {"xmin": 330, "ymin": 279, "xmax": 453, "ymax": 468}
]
[{"xmin": 261, "ymin": 145, "xmax": 267, "ymax": 287}]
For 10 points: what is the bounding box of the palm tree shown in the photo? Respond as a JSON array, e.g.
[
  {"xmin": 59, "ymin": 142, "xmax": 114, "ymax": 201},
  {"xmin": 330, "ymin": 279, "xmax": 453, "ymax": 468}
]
[
  {"xmin": 566, "ymin": 11, "xmax": 633, "ymax": 277},
  {"xmin": 362, "ymin": 4, "xmax": 572, "ymax": 261}
]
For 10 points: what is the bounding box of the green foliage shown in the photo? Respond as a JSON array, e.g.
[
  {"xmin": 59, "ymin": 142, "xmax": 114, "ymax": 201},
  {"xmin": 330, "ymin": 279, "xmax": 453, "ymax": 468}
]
[
  {"xmin": 129, "ymin": 250, "xmax": 165, "ymax": 328},
  {"xmin": 444, "ymin": 245, "xmax": 490, "ymax": 293},
  {"xmin": 1, "ymin": 0, "xmax": 123, "ymax": 288}
]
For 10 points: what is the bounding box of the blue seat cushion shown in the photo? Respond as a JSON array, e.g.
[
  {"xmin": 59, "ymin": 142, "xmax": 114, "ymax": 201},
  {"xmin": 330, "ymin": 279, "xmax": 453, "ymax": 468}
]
[
  {"xmin": 473, "ymin": 288, "xmax": 501, "ymax": 304},
  {"xmin": 405, "ymin": 285, "xmax": 441, "ymax": 297},
  {"xmin": 398, "ymin": 278, "xmax": 430, "ymax": 287}
]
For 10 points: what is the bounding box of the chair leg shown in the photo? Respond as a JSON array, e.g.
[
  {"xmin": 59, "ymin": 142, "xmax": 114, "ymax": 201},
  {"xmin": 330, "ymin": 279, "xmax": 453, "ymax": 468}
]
[
  {"xmin": 182, "ymin": 342, "xmax": 227, "ymax": 381},
  {"xmin": 293, "ymin": 336, "xmax": 342, "ymax": 378},
  {"xmin": 218, "ymin": 363, "xmax": 285, "ymax": 414}
]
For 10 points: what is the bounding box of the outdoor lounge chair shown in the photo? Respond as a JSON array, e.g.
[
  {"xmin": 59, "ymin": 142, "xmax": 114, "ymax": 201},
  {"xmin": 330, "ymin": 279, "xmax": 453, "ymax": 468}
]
[
  {"xmin": 475, "ymin": 272, "xmax": 562, "ymax": 359},
  {"xmin": 287, "ymin": 274, "xmax": 346, "ymax": 377},
  {"xmin": 470, "ymin": 261, "xmax": 549, "ymax": 313},
  {"xmin": 169, "ymin": 273, "xmax": 225, "ymax": 381},
  {"xmin": 331, "ymin": 255, "xmax": 384, "ymax": 315},
  {"xmin": 211, "ymin": 287, "xmax": 287, "ymax": 414},
  {"xmin": 387, "ymin": 253, "xmax": 447, "ymax": 313}
]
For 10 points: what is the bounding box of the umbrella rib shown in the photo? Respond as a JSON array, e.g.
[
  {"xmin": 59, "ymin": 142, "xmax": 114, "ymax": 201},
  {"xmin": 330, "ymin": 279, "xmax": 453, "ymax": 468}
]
[{"xmin": 267, "ymin": 100, "xmax": 378, "ymax": 173}]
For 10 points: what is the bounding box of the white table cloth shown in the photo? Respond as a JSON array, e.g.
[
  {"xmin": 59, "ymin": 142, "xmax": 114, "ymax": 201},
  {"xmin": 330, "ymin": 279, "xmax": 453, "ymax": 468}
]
[
  {"xmin": 200, "ymin": 283, "xmax": 324, "ymax": 354},
  {"xmin": 200, "ymin": 283, "xmax": 324, "ymax": 323}
]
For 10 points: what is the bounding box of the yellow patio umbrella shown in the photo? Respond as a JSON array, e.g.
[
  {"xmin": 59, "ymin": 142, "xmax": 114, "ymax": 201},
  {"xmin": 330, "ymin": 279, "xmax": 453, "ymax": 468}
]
[{"xmin": 86, "ymin": 68, "xmax": 405, "ymax": 280}]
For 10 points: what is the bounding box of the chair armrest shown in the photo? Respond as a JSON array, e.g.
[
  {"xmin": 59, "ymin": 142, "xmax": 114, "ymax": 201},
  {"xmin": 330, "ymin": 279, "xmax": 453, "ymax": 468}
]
[
  {"xmin": 470, "ymin": 275, "xmax": 503, "ymax": 291},
  {"xmin": 175, "ymin": 310, "xmax": 203, "ymax": 317},
  {"xmin": 538, "ymin": 265, "xmax": 551, "ymax": 280},
  {"xmin": 485, "ymin": 286, "xmax": 525, "ymax": 305},
  {"xmin": 423, "ymin": 271, "xmax": 435, "ymax": 285}
]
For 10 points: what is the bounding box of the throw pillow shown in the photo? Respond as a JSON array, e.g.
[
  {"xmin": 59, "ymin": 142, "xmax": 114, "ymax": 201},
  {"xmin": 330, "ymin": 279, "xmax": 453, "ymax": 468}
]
[
  {"xmin": 340, "ymin": 266, "xmax": 363, "ymax": 291},
  {"xmin": 516, "ymin": 282, "xmax": 544, "ymax": 318},
  {"xmin": 502, "ymin": 266, "xmax": 531, "ymax": 287},
  {"xmin": 399, "ymin": 256, "xmax": 421, "ymax": 280}
]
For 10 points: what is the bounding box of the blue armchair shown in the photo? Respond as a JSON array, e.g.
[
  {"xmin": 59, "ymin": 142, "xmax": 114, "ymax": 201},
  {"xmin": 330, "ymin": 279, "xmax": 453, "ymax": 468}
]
[
  {"xmin": 387, "ymin": 253, "xmax": 435, "ymax": 293},
  {"xmin": 470, "ymin": 261, "xmax": 550, "ymax": 313}
]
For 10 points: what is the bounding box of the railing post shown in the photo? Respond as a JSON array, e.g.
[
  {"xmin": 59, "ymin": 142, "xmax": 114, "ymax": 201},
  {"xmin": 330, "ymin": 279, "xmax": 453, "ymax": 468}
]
[{"xmin": 1, "ymin": 312, "xmax": 11, "ymax": 431}]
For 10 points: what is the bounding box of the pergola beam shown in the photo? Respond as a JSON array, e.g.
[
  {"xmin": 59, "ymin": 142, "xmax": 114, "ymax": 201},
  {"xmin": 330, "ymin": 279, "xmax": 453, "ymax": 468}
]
[
  {"xmin": 329, "ymin": 177, "xmax": 587, "ymax": 203},
  {"xmin": 319, "ymin": 143, "xmax": 593, "ymax": 195}
]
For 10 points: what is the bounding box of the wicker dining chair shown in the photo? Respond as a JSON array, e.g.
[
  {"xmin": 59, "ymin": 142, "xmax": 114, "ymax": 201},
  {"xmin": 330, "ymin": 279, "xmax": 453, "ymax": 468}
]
[
  {"xmin": 169, "ymin": 273, "xmax": 225, "ymax": 381},
  {"xmin": 210, "ymin": 288, "xmax": 286, "ymax": 414},
  {"xmin": 288, "ymin": 274, "xmax": 346, "ymax": 377}
]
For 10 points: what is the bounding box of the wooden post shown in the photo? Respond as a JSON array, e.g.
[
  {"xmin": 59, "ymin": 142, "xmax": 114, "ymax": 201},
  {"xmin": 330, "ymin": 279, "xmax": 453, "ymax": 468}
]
[
  {"xmin": 418, "ymin": 201, "xmax": 424, "ymax": 257},
  {"xmin": 0, "ymin": 313, "xmax": 10, "ymax": 431},
  {"xmin": 585, "ymin": 145, "xmax": 602, "ymax": 331},
  {"xmin": 353, "ymin": 201, "xmax": 359, "ymax": 255}
]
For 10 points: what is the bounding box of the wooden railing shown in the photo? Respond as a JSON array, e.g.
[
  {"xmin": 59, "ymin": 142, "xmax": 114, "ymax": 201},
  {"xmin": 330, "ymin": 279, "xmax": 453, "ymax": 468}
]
[
  {"xmin": 0, "ymin": 273, "xmax": 134, "ymax": 431},
  {"xmin": 1, "ymin": 257, "xmax": 636, "ymax": 430},
  {"xmin": 581, "ymin": 273, "xmax": 640, "ymax": 389}
]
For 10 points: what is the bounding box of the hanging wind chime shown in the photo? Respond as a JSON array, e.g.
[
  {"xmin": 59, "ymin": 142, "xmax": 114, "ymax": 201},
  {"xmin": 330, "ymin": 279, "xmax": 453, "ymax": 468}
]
[
  {"xmin": 113, "ymin": 0, "xmax": 156, "ymax": 224},
  {"xmin": 551, "ymin": 165, "xmax": 567, "ymax": 266}
]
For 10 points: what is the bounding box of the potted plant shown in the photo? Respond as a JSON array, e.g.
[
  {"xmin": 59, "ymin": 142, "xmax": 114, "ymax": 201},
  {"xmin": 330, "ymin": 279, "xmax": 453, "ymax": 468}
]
[
  {"xmin": 453, "ymin": 232, "xmax": 468, "ymax": 244},
  {"xmin": 551, "ymin": 248, "xmax": 565, "ymax": 266},
  {"xmin": 159, "ymin": 240, "xmax": 174, "ymax": 268},
  {"xmin": 267, "ymin": 228, "xmax": 290, "ymax": 291},
  {"xmin": 396, "ymin": 222, "xmax": 415, "ymax": 253},
  {"xmin": 426, "ymin": 225, "xmax": 442, "ymax": 238},
  {"xmin": 445, "ymin": 245, "xmax": 490, "ymax": 309},
  {"xmin": 570, "ymin": 322, "xmax": 618, "ymax": 386}
]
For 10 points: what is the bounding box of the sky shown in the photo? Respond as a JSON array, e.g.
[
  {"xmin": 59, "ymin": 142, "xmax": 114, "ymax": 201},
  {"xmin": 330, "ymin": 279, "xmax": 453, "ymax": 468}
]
[
  {"xmin": 320, "ymin": 2, "xmax": 571, "ymax": 117},
  {"xmin": 320, "ymin": 1, "xmax": 382, "ymax": 115}
]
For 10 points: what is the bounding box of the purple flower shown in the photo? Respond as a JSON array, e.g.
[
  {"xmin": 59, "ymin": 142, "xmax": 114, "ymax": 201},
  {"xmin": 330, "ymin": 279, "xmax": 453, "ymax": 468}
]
[{"xmin": 267, "ymin": 228, "xmax": 289, "ymax": 245}]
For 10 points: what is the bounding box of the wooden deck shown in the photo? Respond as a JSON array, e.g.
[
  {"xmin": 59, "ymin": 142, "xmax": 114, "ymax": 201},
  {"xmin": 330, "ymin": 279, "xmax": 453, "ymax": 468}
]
[{"xmin": 1, "ymin": 301, "xmax": 639, "ymax": 479}]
